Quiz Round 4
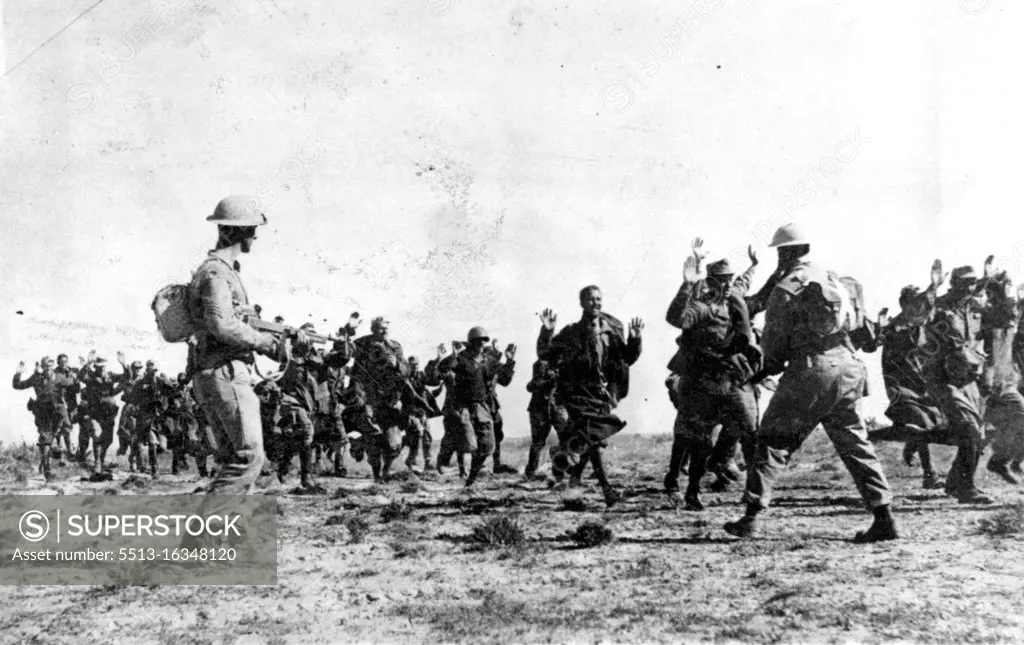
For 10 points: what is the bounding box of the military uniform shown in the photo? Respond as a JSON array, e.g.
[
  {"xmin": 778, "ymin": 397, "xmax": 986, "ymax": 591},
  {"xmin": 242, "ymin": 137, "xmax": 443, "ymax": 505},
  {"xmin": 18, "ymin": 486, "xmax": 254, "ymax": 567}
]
[
  {"xmin": 346, "ymin": 329, "xmax": 410, "ymax": 480},
  {"xmin": 186, "ymin": 235, "xmax": 281, "ymax": 495},
  {"xmin": 537, "ymin": 308, "xmax": 642, "ymax": 505},
  {"xmin": 78, "ymin": 361, "xmax": 125, "ymax": 472},
  {"xmin": 665, "ymin": 259, "xmax": 762, "ymax": 510},
  {"xmin": 524, "ymin": 359, "xmax": 565, "ymax": 478},
  {"xmin": 402, "ymin": 362, "xmax": 442, "ymax": 471},
  {"xmin": 126, "ymin": 369, "xmax": 166, "ymax": 477},
  {"xmin": 434, "ymin": 340, "xmax": 515, "ymax": 486},
  {"xmin": 423, "ymin": 356, "xmax": 468, "ymax": 477},
  {"xmin": 54, "ymin": 362, "xmax": 80, "ymax": 458},
  {"xmin": 13, "ymin": 363, "xmax": 77, "ymax": 480},
  {"xmin": 978, "ymin": 275, "xmax": 1024, "ymax": 483},
  {"xmin": 725, "ymin": 242, "xmax": 896, "ymax": 542},
  {"xmin": 483, "ymin": 347, "xmax": 517, "ymax": 473},
  {"xmin": 931, "ymin": 270, "xmax": 1000, "ymax": 501},
  {"xmin": 312, "ymin": 363, "xmax": 350, "ymax": 477}
]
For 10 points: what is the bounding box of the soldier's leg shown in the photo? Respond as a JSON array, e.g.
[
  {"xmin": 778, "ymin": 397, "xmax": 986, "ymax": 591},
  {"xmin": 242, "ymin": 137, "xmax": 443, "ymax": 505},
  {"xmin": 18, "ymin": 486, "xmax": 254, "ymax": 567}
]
[
  {"xmin": 405, "ymin": 414, "xmax": 424, "ymax": 469},
  {"xmin": 465, "ymin": 404, "xmax": 495, "ymax": 487},
  {"xmin": 709, "ymin": 386, "xmax": 758, "ymax": 490},
  {"xmin": 942, "ymin": 383, "xmax": 989, "ymax": 502},
  {"xmin": 421, "ymin": 420, "xmax": 433, "ymax": 470},
  {"xmin": 95, "ymin": 416, "xmax": 113, "ymax": 472},
  {"xmin": 491, "ymin": 410, "xmax": 509, "ymax": 472},
  {"xmin": 332, "ymin": 409, "xmax": 349, "ymax": 476},
  {"xmin": 77, "ymin": 414, "xmax": 92, "ymax": 463},
  {"xmin": 726, "ymin": 364, "xmax": 835, "ymax": 538},
  {"xmin": 525, "ymin": 408, "xmax": 551, "ymax": 478},
  {"xmin": 35, "ymin": 409, "xmax": 56, "ymax": 481},
  {"xmin": 984, "ymin": 390, "xmax": 1024, "ymax": 484},
  {"xmin": 665, "ymin": 407, "xmax": 690, "ymax": 493},
  {"xmin": 291, "ymin": 408, "xmax": 316, "ymax": 488},
  {"xmin": 192, "ymin": 361, "xmax": 266, "ymax": 495}
]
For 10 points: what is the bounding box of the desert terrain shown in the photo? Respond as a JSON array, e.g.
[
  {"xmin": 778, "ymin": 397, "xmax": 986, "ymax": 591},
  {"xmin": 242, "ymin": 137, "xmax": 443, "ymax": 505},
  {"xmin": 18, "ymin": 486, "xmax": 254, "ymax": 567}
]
[{"xmin": 0, "ymin": 431, "xmax": 1022, "ymax": 645}]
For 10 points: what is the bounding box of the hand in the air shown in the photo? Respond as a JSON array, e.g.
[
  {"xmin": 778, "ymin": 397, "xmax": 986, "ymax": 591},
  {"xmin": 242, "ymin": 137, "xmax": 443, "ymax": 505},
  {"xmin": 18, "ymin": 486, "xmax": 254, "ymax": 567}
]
[
  {"xmin": 540, "ymin": 308, "xmax": 557, "ymax": 330},
  {"xmin": 748, "ymin": 244, "xmax": 759, "ymax": 265},
  {"xmin": 437, "ymin": 343, "xmax": 448, "ymax": 358},
  {"xmin": 628, "ymin": 317, "xmax": 645, "ymax": 337},
  {"xmin": 691, "ymin": 237, "xmax": 708, "ymax": 262},
  {"xmin": 16, "ymin": 361, "xmax": 25, "ymax": 374},
  {"xmin": 505, "ymin": 343, "xmax": 517, "ymax": 361},
  {"xmin": 34, "ymin": 361, "xmax": 41, "ymax": 374},
  {"xmin": 984, "ymin": 255, "xmax": 995, "ymax": 279},
  {"xmin": 682, "ymin": 255, "xmax": 700, "ymax": 283},
  {"xmin": 878, "ymin": 308, "xmax": 890, "ymax": 328}
]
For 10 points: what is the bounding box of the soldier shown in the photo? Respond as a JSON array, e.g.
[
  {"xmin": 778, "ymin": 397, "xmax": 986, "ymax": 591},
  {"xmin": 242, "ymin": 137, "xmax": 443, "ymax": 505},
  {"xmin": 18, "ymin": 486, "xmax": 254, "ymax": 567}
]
[
  {"xmin": 255, "ymin": 378, "xmax": 283, "ymax": 468},
  {"xmin": 978, "ymin": 269, "xmax": 1024, "ymax": 485},
  {"xmin": 54, "ymin": 353, "xmax": 80, "ymax": 460},
  {"xmin": 347, "ymin": 317, "xmax": 410, "ymax": 480},
  {"xmin": 665, "ymin": 255, "xmax": 762, "ymax": 511},
  {"xmin": 179, "ymin": 373, "xmax": 215, "ymax": 478},
  {"xmin": 537, "ymin": 286, "xmax": 644, "ymax": 507},
  {"xmin": 433, "ymin": 327, "xmax": 516, "ymax": 487},
  {"xmin": 13, "ymin": 356, "xmax": 77, "ymax": 481},
  {"xmin": 185, "ymin": 195, "xmax": 289, "ymax": 495},
  {"xmin": 484, "ymin": 339, "xmax": 518, "ymax": 474},
  {"xmin": 524, "ymin": 359, "xmax": 567, "ymax": 479},
  {"xmin": 402, "ymin": 355, "xmax": 443, "ymax": 472},
  {"xmin": 425, "ymin": 342, "xmax": 468, "ymax": 477},
  {"xmin": 870, "ymin": 284, "xmax": 949, "ymax": 489},
  {"xmin": 116, "ymin": 359, "xmax": 144, "ymax": 457},
  {"xmin": 275, "ymin": 336, "xmax": 322, "ymax": 489},
  {"xmin": 125, "ymin": 360, "xmax": 166, "ymax": 478},
  {"xmin": 77, "ymin": 355, "xmax": 127, "ymax": 473},
  {"xmin": 312, "ymin": 342, "xmax": 351, "ymax": 478},
  {"xmin": 724, "ymin": 223, "xmax": 898, "ymax": 542},
  {"xmin": 930, "ymin": 264, "xmax": 997, "ymax": 503}
]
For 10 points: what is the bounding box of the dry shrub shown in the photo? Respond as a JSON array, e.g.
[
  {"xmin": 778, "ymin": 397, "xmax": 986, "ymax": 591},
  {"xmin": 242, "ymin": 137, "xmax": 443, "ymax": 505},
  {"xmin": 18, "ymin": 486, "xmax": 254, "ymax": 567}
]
[
  {"xmin": 568, "ymin": 521, "xmax": 613, "ymax": 548},
  {"xmin": 978, "ymin": 504, "xmax": 1024, "ymax": 538},
  {"xmin": 471, "ymin": 513, "xmax": 525, "ymax": 547}
]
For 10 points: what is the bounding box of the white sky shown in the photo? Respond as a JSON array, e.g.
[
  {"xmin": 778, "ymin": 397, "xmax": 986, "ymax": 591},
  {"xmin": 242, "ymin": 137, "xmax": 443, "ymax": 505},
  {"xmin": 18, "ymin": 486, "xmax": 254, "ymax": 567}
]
[{"xmin": 1, "ymin": 0, "xmax": 1022, "ymax": 442}]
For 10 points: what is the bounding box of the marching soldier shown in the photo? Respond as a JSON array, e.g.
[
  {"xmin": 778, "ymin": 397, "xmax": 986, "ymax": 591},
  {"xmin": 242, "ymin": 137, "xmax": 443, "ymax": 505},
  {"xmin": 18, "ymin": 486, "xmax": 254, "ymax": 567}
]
[
  {"xmin": 665, "ymin": 255, "xmax": 762, "ymax": 511},
  {"xmin": 484, "ymin": 340, "xmax": 518, "ymax": 475},
  {"xmin": 537, "ymin": 286, "xmax": 643, "ymax": 507},
  {"xmin": 55, "ymin": 353, "xmax": 80, "ymax": 460},
  {"xmin": 425, "ymin": 342, "xmax": 468, "ymax": 477},
  {"xmin": 524, "ymin": 358, "xmax": 563, "ymax": 479},
  {"xmin": 126, "ymin": 360, "xmax": 165, "ymax": 478},
  {"xmin": 433, "ymin": 326, "xmax": 516, "ymax": 487},
  {"xmin": 13, "ymin": 356, "xmax": 77, "ymax": 481},
  {"xmin": 402, "ymin": 355, "xmax": 443, "ymax": 472},
  {"xmin": 185, "ymin": 195, "xmax": 289, "ymax": 495},
  {"xmin": 347, "ymin": 317, "xmax": 410, "ymax": 480},
  {"xmin": 116, "ymin": 359, "xmax": 144, "ymax": 457},
  {"xmin": 724, "ymin": 224, "xmax": 897, "ymax": 542},
  {"xmin": 77, "ymin": 355, "xmax": 127, "ymax": 473}
]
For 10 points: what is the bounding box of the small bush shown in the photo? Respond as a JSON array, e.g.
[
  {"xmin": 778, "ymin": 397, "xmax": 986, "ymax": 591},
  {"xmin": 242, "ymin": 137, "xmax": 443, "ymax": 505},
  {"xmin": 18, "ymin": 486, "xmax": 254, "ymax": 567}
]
[
  {"xmin": 978, "ymin": 504, "xmax": 1024, "ymax": 538},
  {"xmin": 344, "ymin": 516, "xmax": 370, "ymax": 544},
  {"xmin": 471, "ymin": 513, "xmax": 525, "ymax": 547},
  {"xmin": 562, "ymin": 498, "xmax": 587, "ymax": 512},
  {"xmin": 380, "ymin": 500, "xmax": 413, "ymax": 523},
  {"xmin": 568, "ymin": 521, "xmax": 613, "ymax": 548},
  {"xmin": 400, "ymin": 480, "xmax": 425, "ymax": 494}
]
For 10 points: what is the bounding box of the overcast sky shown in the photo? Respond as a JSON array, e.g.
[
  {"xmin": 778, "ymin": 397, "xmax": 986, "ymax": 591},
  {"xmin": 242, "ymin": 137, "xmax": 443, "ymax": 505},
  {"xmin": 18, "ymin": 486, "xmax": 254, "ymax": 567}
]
[{"xmin": 1, "ymin": 0, "xmax": 1021, "ymax": 442}]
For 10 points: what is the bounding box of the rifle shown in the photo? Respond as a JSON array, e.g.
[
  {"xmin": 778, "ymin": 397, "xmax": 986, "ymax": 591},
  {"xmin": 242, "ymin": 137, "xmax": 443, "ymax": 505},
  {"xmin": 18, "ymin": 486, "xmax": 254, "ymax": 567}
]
[{"xmin": 238, "ymin": 307, "xmax": 361, "ymax": 345}]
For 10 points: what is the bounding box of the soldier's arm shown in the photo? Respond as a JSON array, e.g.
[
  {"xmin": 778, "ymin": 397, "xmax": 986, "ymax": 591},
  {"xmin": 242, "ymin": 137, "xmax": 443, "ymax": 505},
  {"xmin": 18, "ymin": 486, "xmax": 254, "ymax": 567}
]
[
  {"xmin": 732, "ymin": 264, "xmax": 757, "ymax": 298},
  {"xmin": 422, "ymin": 358, "xmax": 444, "ymax": 386},
  {"xmin": 496, "ymin": 360, "xmax": 515, "ymax": 387},
  {"xmin": 200, "ymin": 274, "xmax": 278, "ymax": 356},
  {"xmin": 12, "ymin": 371, "xmax": 37, "ymax": 390},
  {"xmin": 746, "ymin": 270, "xmax": 783, "ymax": 319},
  {"xmin": 536, "ymin": 326, "xmax": 555, "ymax": 360},
  {"xmin": 759, "ymin": 287, "xmax": 794, "ymax": 375},
  {"xmin": 393, "ymin": 345, "xmax": 411, "ymax": 378},
  {"xmin": 666, "ymin": 282, "xmax": 699, "ymax": 329}
]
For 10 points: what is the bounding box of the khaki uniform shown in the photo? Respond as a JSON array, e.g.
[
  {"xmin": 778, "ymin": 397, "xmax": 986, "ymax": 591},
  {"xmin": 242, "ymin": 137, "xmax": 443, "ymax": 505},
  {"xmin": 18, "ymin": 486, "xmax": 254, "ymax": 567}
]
[
  {"xmin": 743, "ymin": 259, "xmax": 892, "ymax": 511},
  {"xmin": 187, "ymin": 252, "xmax": 279, "ymax": 495}
]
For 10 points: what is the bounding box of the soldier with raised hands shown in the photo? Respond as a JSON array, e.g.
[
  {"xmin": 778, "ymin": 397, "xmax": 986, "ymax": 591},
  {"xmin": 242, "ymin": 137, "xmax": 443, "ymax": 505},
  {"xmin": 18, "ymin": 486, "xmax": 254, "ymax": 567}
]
[{"xmin": 13, "ymin": 356, "xmax": 77, "ymax": 481}]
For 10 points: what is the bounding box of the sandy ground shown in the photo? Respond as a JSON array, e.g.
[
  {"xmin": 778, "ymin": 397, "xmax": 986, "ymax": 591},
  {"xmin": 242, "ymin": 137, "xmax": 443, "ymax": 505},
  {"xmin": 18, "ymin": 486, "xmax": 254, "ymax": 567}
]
[{"xmin": 1, "ymin": 432, "xmax": 1023, "ymax": 645}]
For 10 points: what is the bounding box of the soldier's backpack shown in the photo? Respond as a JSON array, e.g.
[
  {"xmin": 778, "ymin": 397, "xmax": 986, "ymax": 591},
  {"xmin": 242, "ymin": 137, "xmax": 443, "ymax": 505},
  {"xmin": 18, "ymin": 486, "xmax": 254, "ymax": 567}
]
[
  {"xmin": 796, "ymin": 270, "xmax": 858, "ymax": 338},
  {"xmin": 151, "ymin": 284, "xmax": 194, "ymax": 343}
]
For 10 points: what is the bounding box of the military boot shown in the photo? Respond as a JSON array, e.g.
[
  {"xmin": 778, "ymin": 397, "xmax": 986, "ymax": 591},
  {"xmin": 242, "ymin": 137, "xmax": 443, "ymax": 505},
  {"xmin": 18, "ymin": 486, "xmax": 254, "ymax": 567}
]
[
  {"xmin": 854, "ymin": 506, "xmax": 899, "ymax": 543},
  {"xmin": 987, "ymin": 458, "xmax": 1020, "ymax": 485},
  {"xmin": 724, "ymin": 514, "xmax": 761, "ymax": 538},
  {"xmin": 299, "ymin": 447, "xmax": 315, "ymax": 489}
]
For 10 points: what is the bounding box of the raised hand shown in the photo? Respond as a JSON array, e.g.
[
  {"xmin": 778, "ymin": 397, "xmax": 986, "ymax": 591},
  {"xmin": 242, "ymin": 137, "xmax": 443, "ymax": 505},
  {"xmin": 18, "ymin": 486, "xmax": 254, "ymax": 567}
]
[
  {"xmin": 347, "ymin": 312, "xmax": 362, "ymax": 330},
  {"xmin": 16, "ymin": 361, "xmax": 25, "ymax": 373},
  {"xmin": 930, "ymin": 259, "xmax": 947, "ymax": 290},
  {"xmin": 505, "ymin": 343, "xmax": 517, "ymax": 361},
  {"xmin": 691, "ymin": 237, "xmax": 708, "ymax": 262},
  {"xmin": 437, "ymin": 343, "xmax": 448, "ymax": 358},
  {"xmin": 747, "ymin": 244, "xmax": 759, "ymax": 265},
  {"xmin": 116, "ymin": 351, "xmax": 126, "ymax": 365},
  {"xmin": 984, "ymin": 255, "xmax": 995, "ymax": 279},
  {"xmin": 628, "ymin": 317, "xmax": 645, "ymax": 337},
  {"xmin": 682, "ymin": 255, "xmax": 700, "ymax": 283},
  {"xmin": 34, "ymin": 361, "xmax": 41, "ymax": 374},
  {"xmin": 540, "ymin": 308, "xmax": 558, "ymax": 330},
  {"xmin": 878, "ymin": 307, "xmax": 890, "ymax": 328}
]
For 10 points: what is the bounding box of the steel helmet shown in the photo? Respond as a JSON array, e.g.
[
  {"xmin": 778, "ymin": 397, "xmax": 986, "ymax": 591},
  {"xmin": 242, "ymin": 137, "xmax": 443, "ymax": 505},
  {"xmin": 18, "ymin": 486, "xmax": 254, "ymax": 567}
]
[
  {"xmin": 206, "ymin": 195, "xmax": 268, "ymax": 226},
  {"xmin": 768, "ymin": 223, "xmax": 808, "ymax": 248},
  {"xmin": 467, "ymin": 326, "xmax": 490, "ymax": 342}
]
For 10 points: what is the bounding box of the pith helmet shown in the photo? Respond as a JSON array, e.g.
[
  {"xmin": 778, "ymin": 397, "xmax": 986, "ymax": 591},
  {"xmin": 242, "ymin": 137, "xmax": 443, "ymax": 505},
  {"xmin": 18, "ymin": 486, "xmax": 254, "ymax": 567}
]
[
  {"xmin": 467, "ymin": 326, "xmax": 490, "ymax": 342},
  {"xmin": 706, "ymin": 259, "xmax": 734, "ymax": 276},
  {"xmin": 768, "ymin": 223, "xmax": 808, "ymax": 248},
  {"xmin": 951, "ymin": 266, "xmax": 978, "ymax": 281},
  {"xmin": 206, "ymin": 195, "xmax": 268, "ymax": 226}
]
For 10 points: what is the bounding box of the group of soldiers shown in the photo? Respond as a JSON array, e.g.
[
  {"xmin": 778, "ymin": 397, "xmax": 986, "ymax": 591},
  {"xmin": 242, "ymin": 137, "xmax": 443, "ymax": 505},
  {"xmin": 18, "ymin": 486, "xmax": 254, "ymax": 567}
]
[
  {"xmin": 12, "ymin": 353, "xmax": 214, "ymax": 481},
  {"xmin": 15, "ymin": 194, "xmax": 1024, "ymax": 544}
]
